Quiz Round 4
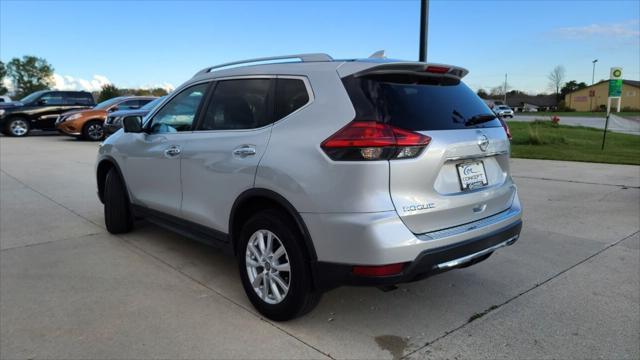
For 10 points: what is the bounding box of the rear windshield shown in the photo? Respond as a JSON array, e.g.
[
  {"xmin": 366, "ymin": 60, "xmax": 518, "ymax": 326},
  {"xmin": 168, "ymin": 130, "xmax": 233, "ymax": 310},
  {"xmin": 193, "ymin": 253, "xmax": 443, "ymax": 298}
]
[{"xmin": 342, "ymin": 74, "xmax": 501, "ymax": 131}]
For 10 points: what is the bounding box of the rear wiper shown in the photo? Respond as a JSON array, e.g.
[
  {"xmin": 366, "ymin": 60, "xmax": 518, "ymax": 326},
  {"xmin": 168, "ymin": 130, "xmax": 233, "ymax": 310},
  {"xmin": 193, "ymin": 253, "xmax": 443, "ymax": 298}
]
[{"xmin": 465, "ymin": 114, "xmax": 496, "ymax": 126}]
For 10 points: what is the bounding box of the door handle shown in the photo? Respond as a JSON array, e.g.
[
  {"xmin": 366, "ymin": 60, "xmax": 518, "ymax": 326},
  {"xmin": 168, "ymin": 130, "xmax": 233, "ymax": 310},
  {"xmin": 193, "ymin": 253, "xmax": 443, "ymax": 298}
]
[
  {"xmin": 233, "ymin": 145, "xmax": 256, "ymax": 158},
  {"xmin": 164, "ymin": 145, "xmax": 182, "ymax": 158}
]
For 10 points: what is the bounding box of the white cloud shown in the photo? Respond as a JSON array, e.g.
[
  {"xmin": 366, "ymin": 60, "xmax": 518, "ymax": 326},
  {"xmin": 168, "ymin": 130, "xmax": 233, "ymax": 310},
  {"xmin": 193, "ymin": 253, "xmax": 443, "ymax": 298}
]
[
  {"xmin": 50, "ymin": 73, "xmax": 175, "ymax": 93},
  {"xmin": 140, "ymin": 82, "xmax": 175, "ymax": 93},
  {"xmin": 554, "ymin": 19, "xmax": 640, "ymax": 39},
  {"xmin": 52, "ymin": 73, "xmax": 111, "ymax": 92}
]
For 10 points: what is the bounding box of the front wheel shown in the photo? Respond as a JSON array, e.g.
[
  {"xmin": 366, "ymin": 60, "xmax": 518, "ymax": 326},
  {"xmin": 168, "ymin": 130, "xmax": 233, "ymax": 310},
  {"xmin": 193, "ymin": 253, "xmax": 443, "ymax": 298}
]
[
  {"xmin": 104, "ymin": 168, "xmax": 133, "ymax": 234},
  {"xmin": 83, "ymin": 120, "xmax": 105, "ymax": 141},
  {"xmin": 238, "ymin": 210, "xmax": 322, "ymax": 321},
  {"xmin": 4, "ymin": 118, "xmax": 30, "ymax": 137}
]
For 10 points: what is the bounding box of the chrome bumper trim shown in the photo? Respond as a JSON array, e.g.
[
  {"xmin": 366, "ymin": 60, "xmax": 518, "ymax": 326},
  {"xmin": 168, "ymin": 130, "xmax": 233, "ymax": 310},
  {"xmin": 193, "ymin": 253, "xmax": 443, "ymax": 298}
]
[
  {"xmin": 446, "ymin": 150, "xmax": 508, "ymax": 161},
  {"xmin": 435, "ymin": 235, "xmax": 519, "ymax": 270},
  {"xmin": 417, "ymin": 205, "xmax": 521, "ymax": 241}
]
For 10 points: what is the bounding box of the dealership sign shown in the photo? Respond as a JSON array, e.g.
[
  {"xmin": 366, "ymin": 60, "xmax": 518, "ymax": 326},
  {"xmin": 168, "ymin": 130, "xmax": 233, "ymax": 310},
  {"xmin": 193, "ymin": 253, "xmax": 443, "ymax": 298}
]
[{"xmin": 608, "ymin": 67, "xmax": 623, "ymax": 97}]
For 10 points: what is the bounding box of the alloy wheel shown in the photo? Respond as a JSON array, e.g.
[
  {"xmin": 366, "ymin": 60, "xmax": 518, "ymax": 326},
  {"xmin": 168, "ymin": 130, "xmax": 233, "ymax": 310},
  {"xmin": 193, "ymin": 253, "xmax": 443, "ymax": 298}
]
[
  {"xmin": 87, "ymin": 123, "xmax": 104, "ymax": 140},
  {"xmin": 10, "ymin": 120, "xmax": 28, "ymax": 136},
  {"xmin": 245, "ymin": 229, "xmax": 291, "ymax": 304}
]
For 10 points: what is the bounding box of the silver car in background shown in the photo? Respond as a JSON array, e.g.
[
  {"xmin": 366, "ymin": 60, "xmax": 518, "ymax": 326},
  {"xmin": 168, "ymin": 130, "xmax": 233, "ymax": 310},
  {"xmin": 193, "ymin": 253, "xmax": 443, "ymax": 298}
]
[
  {"xmin": 95, "ymin": 53, "xmax": 522, "ymax": 320},
  {"xmin": 493, "ymin": 105, "xmax": 515, "ymax": 118}
]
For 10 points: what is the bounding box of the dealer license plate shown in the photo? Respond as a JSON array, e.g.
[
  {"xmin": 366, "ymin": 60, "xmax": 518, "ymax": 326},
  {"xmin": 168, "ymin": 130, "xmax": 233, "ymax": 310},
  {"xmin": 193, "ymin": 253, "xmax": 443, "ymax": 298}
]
[{"xmin": 456, "ymin": 161, "xmax": 488, "ymax": 190}]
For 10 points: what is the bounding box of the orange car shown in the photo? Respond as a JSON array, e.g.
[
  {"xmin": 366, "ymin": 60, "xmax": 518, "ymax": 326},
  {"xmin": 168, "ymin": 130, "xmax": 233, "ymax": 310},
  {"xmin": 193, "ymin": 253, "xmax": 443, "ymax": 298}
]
[{"xmin": 56, "ymin": 96, "xmax": 156, "ymax": 140}]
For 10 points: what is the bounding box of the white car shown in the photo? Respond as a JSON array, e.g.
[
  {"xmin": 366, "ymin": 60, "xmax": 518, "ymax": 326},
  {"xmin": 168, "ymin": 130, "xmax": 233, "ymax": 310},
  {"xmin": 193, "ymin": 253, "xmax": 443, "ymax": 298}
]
[{"xmin": 493, "ymin": 105, "xmax": 514, "ymax": 118}]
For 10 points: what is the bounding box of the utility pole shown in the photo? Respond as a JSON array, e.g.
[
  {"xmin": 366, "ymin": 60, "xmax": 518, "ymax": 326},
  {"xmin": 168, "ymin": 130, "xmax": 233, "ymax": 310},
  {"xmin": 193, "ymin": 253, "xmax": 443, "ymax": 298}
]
[
  {"xmin": 503, "ymin": 73, "xmax": 508, "ymax": 104},
  {"xmin": 590, "ymin": 59, "xmax": 598, "ymax": 111},
  {"xmin": 419, "ymin": 0, "xmax": 429, "ymax": 62}
]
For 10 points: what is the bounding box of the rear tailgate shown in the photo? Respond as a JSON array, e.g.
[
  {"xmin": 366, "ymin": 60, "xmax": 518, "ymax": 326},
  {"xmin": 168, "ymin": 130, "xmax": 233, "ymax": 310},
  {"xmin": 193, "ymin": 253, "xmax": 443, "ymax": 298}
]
[{"xmin": 341, "ymin": 64, "xmax": 516, "ymax": 234}]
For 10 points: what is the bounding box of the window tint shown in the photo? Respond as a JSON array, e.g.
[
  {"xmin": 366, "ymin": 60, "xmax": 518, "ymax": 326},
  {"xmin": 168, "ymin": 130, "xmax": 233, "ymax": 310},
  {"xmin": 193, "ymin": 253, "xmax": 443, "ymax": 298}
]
[
  {"xmin": 200, "ymin": 79, "xmax": 272, "ymax": 130},
  {"xmin": 148, "ymin": 83, "xmax": 208, "ymax": 133},
  {"xmin": 342, "ymin": 74, "xmax": 501, "ymax": 131},
  {"xmin": 39, "ymin": 92, "xmax": 64, "ymax": 105},
  {"xmin": 117, "ymin": 100, "xmax": 141, "ymax": 110},
  {"xmin": 64, "ymin": 92, "xmax": 94, "ymax": 105},
  {"xmin": 274, "ymin": 78, "xmax": 309, "ymax": 120}
]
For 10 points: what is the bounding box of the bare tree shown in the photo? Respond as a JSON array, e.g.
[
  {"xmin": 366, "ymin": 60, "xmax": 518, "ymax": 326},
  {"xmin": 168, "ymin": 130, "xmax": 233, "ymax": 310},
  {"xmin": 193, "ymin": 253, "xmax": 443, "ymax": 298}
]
[{"xmin": 548, "ymin": 65, "xmax": 566, "ymax": 102}]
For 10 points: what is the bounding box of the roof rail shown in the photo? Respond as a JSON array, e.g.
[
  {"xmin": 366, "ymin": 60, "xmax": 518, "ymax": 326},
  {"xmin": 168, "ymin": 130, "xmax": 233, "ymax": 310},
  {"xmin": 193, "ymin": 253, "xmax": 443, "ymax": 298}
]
[{"xmin": 193, "ymin": 53, "xmax": 333, "ymax": 77}]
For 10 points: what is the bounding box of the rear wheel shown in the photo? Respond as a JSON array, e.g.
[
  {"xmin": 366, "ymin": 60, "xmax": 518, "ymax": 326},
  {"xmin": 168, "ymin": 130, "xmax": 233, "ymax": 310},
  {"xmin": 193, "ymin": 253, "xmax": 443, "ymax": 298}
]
[
  {"xmin": 238, "ymin": 209, "xmax": 321, "ymax": 321},
  {"xmin": 4, "ymin": 118, "xmax": 30, "ymax": 137},
  {"xmin": 83, "ymin": 120, "xmax": 105, "ymax": 141},
  {"xmin": 104, "ymin": 168, "xmax": 133, "ymax": 234}
]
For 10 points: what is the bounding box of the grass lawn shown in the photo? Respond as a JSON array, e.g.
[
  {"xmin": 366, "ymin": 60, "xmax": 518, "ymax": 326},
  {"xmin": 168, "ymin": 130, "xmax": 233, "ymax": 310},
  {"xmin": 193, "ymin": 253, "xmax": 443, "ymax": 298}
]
[
  {"xmin": 516, "ymin": 111, "xmax": 640, "ymax": 118},
  {"xmin": 508, "ymin": 120, "xmax": 640, "ymax": 165}
]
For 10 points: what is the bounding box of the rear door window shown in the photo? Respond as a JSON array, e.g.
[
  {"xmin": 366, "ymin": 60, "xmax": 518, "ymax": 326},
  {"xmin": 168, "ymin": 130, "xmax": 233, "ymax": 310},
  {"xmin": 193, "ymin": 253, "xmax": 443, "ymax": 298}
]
[
  {"xmin": 342, "ymin": 74, "xmax": 501, "ymax": 131},
  {"xmin": 274, "ymin": 78, "xmax": 309, "ymax": 120},
  {"xmin": 199, "ymin": 78, "xmax": 272, "ymax": 130},
  {"xmin": 39, "ymin": 92, "xmax": 64, "ymax": 106}
]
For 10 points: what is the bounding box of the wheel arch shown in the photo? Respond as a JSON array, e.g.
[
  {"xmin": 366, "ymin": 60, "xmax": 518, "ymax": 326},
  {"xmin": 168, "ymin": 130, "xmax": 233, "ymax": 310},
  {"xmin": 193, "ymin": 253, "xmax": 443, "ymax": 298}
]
[
  {"xmin": 229, "ymin": 188, "xmax": 317, "ymax": 261},
  {"xmin": 96, "ymin": 156, "xmax": 127, "ymax": 204}
]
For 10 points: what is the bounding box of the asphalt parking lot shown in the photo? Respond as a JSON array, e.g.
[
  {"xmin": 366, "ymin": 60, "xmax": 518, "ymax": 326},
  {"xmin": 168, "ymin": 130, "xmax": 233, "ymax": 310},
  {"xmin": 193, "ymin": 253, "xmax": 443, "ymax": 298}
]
[{"xmin": 1, "ymin": 133, "xmax": 638, "ymax": 359}]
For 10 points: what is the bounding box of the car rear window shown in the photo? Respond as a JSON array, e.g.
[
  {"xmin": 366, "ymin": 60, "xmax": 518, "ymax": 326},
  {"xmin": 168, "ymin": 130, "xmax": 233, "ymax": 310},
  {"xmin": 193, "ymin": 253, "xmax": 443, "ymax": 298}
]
[{"xmin": 342, "ymin": 74, "xmax": 501, "ymax": 131}]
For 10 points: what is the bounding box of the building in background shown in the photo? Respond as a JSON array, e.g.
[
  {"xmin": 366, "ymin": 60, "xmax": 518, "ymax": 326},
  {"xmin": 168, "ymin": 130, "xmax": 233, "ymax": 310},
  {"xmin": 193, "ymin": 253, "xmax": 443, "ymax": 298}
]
[{"xmin": 564, "ymin": 80, "xmax": 640, "ymax": 112}]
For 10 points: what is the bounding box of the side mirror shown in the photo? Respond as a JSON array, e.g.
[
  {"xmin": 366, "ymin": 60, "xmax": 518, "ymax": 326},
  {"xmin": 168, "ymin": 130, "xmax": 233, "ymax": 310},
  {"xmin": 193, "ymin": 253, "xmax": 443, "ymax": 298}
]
[
  {"xmin": 123, "ymin": 116, "xmax": 143, "ymax": 133},
  {"xmin": 109, "ymin": 106, "xmax": 119, "ymax": 112}
]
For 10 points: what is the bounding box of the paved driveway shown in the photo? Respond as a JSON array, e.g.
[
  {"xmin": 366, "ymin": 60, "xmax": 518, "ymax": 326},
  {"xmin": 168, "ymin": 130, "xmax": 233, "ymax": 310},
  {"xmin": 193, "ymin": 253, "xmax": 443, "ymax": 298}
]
[
  {"xmin": 1, "ymin": 134, "xmax": 638, "ymax": 359},
  {"xmin": 513, "ymin": 114, "xmax": 640, "ymax": 135}
]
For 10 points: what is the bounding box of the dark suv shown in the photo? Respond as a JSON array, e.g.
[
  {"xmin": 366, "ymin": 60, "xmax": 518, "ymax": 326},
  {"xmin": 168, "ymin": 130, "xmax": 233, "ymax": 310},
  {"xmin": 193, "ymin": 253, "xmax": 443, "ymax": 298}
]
[{"xmin": 0, "ymin": 90, "xmax": 96, "ymax": 137}]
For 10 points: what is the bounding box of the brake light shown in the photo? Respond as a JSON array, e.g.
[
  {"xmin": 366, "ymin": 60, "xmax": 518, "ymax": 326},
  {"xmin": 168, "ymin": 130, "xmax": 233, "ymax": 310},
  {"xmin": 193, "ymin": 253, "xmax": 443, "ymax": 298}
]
[
  {"xmin": 321, "ymin": 121, "xmax": 431, "ymax": 161},
  {"xmin": 352, "ymin": 263, "xmax": 406, "ymax": 277},
  {"xmin": 424, "ymin": 66, "xmax": 450, "ymax": 74},
  {"xmin": 499, "ymin": 118, "xmax": 512, "ymax": 140}
]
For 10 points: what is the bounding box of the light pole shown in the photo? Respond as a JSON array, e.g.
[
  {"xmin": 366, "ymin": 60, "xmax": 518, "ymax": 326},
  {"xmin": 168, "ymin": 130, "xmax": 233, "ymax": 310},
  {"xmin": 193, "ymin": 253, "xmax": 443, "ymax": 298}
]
[
  {"xmin": 419, "ymin": 0, "xmax": 429, "ymax": 62},
  {"xmin": 590, "ymin": 59, "xmax": 598, "ymax": 111}
]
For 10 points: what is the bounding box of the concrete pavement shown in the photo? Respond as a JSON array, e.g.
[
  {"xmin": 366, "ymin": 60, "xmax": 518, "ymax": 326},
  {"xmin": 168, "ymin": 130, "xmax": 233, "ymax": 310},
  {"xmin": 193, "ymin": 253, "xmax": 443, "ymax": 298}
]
[
  {"xmin": 512, "ymin": 114, "xmax": 640, "ymax": 135},
  {"xmin": 1, "ymin": 134, "xmax": 638, "ymax": 359}
]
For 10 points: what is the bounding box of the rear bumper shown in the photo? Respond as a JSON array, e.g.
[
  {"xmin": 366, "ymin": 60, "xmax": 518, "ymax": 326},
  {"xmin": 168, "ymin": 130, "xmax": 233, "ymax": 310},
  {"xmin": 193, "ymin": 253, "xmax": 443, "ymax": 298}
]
[
  {"xmin": 304, "ymin": 191, "xmax": 523, "ymax": 290},
  {"xmin": 312, "ymin": 219, "xmax": 521, "ymax": 290}
]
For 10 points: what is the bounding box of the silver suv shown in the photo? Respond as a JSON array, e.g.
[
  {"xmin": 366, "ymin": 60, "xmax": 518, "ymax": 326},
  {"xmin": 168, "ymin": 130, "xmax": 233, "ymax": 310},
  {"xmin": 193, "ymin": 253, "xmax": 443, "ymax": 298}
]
[{"xmin": 95, "ymin": 53, "xmax": 522, "ymax": 321}]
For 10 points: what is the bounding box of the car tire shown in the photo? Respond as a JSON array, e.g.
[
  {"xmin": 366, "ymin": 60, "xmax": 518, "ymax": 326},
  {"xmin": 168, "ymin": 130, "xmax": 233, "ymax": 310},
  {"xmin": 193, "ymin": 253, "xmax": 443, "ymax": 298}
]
[
  {"xmin": 238, "ymin": 209, "xmax": 322, "ymax": 321},
  {"xmin": 4, "ymin": 117, "xmax": 30, "ymax": 137},
  {"xmin": 104, "ymin": 168, "xmax": 133, "ymax": 234},
  {"xmin": 82, "ymin": 120, "xmax": 105, "ymax": 141}
]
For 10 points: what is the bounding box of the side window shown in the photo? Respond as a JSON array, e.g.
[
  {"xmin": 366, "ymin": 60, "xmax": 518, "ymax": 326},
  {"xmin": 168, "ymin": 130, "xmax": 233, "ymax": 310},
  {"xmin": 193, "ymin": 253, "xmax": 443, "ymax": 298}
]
[
  {"xmin": 138, "ymin": 99, "xmax": 153, "ymax": 107},
  {"xmin": 40, "ymin": 92, "xmax": 64, "ymax": 105},
  {"xmin": 200, "ymin": 79, "xmax": 271, "ymax": 130},
  {"xmin": 148, "ymin": 83, "xmax": 208, "ymax": 134},
  {"xmin": 117, "ymin": 100, "xmax": 140, "ymax": 110},
  {"xmin": 64, "ymin": 93, "xmax": 94, "ymax": 105},
  {"xmin": 274, "ymin": 78, "xmax": 310, "ymax": 120}
]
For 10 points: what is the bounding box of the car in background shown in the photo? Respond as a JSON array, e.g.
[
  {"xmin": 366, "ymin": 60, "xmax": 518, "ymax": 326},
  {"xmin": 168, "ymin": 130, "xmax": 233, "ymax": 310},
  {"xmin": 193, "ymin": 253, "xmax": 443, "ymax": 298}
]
[
  {"xmin": 0, "ymin": 90, "xmax": 95, "ymax": 137},
  {"xmin": 56, "ymin": 96, "xmax": 156, "ymax": 140},
  {"xmin": 0, "ymin": 95, "xmax": 12, "ymax": 103},
  {"xmin": 493, "ymin": 105, "xmax": 514, "ymax": 118},
  {"xmin": 104, "ymin": 96, "xmax": 165, "ymax": 136}
]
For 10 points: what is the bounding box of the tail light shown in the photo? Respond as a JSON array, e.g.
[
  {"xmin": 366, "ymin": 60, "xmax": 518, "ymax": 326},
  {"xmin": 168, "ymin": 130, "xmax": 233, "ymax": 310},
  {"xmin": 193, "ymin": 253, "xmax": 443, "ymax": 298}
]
[
  {"xmin": 424, "ymin": 65, "xmax": 450, "ymax": 74},
  {"xmin": 321, "ymin": 121, "xmax": 431, "ymax": 161},
  {"xmin": 499, "ymin": 118, "xmax": 512, "ymax": 140}
]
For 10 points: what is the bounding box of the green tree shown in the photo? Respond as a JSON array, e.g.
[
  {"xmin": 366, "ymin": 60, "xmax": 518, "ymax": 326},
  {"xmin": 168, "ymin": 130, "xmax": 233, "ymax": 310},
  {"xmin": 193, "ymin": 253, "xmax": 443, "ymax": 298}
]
[
  {"xmin": 0, "ymin": 61, "xmax": 8, "ymax": 95},
  {"xmin": 476, "ymin": 88, "xmax": 489, "ymax": 98},
  {"xmin": 6, "ymin": 55, "xmax": 54, "ymax": 99},
  {"xmin": 98, "ymin": 84, "xmax": 121, "ymax": 102},
  {"xmin": 560, "ymin": 80, "xmax": 588, "ymax": 98}
]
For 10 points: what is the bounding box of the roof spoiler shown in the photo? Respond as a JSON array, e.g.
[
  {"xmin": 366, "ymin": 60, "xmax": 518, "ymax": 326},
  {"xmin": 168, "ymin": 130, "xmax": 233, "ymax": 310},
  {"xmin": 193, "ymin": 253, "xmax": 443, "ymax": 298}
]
[
  {"xmin": 193, "ymin": 53, "xmax": 333, "ymax": 77},
  {"xmin": 353, "ymin": 62, "xmax": 469, "ymax": 79}
]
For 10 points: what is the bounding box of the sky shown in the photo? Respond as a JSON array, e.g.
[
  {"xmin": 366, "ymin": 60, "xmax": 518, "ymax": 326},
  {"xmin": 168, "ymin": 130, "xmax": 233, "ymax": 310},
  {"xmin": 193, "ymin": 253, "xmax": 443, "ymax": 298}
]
[{"xmin": 1, "ymin": 0, "xmax": 639, "ymax": 95}]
